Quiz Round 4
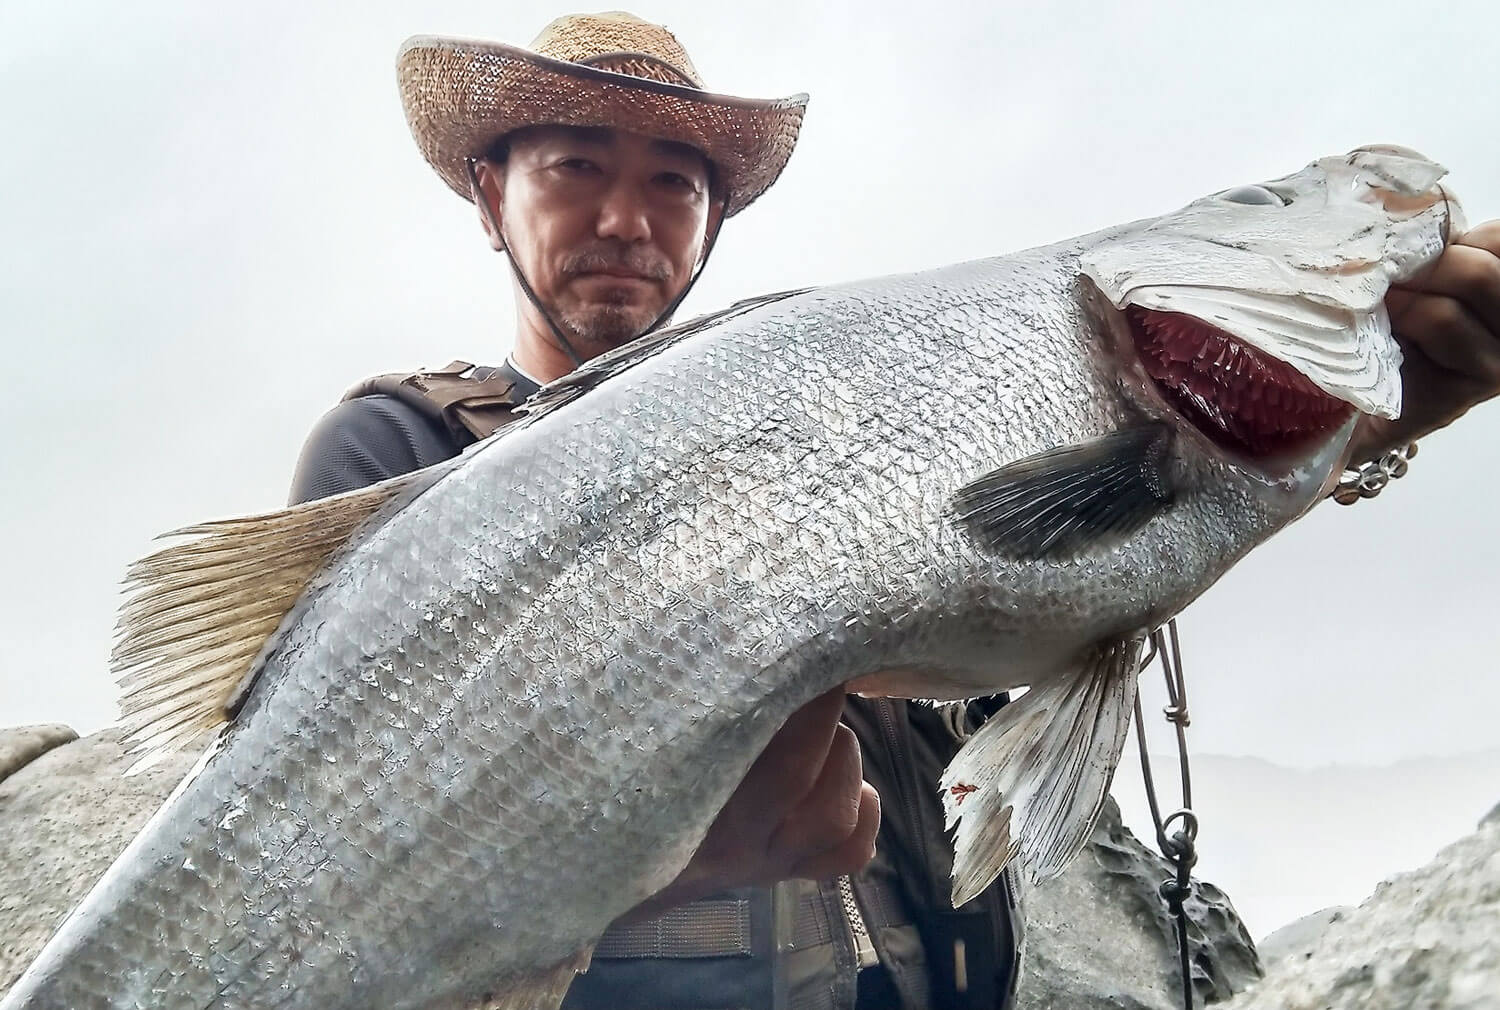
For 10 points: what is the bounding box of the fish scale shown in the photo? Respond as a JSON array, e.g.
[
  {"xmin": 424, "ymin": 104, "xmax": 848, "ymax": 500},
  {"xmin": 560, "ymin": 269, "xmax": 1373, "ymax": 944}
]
[{"xmin": 0, "ymin": 147, "xmax": 1460, "ymax": 1009}]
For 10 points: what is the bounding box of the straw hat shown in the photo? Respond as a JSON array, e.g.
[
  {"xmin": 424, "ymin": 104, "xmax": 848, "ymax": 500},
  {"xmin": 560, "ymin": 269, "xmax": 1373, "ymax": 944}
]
[{"xmin": 397, "ymin": 12, "xmax": 808, "ymax": 217}]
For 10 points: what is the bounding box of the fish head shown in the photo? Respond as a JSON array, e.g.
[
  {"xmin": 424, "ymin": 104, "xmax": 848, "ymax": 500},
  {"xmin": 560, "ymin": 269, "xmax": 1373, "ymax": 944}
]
[{"xmin": 1078, "ymin": 146, "xmax": 1461, "ymax": 478}]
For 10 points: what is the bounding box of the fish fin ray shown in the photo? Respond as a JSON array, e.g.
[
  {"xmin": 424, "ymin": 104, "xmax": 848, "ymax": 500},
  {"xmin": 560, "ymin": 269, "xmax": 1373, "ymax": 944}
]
[
  {"xmin": 518, "ymin": 288, "xmax": 813, "ymax": 421},
  {"xmin": 941, "ymin": 638, "xmax": 1143, "ymax": 905},
  {"xmin": 952, "ymin": 425, "xmax": 1174, "ymax": 560},
  {"xmin": 460, "ymin": 946, "xmax": 593, "ymax": 1010},
  {"xmin": 113, "ymin": 466, "xmax": 436, "ymax": 767}
]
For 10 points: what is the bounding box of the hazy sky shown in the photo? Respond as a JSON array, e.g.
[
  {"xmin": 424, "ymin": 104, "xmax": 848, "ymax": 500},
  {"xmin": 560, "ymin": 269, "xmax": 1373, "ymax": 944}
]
[{"xmin": 3, "ymin": 0, "xmax": 1498, "ymax": 781}]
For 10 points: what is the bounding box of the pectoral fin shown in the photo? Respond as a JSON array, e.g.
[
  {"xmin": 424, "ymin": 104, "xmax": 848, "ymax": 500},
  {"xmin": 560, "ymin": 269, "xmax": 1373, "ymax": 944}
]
[
  {"xmin": 941, "ymin": 638, "xmax": 1143, "ymax": 905},
  {"xmin": 952, "ymin": 425, "xmax": 1174, "ymax": 560}
]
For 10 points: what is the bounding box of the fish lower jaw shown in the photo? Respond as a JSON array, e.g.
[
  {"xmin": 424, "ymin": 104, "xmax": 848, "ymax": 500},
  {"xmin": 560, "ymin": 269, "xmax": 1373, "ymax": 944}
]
[{"xmin": 1126, "ymin": 305, "xmax": 1357, "ymax": 463}]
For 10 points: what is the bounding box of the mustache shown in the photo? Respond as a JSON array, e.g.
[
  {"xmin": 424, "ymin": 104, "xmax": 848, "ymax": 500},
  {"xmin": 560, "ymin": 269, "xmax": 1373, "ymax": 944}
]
[{"xmin": 561, "ymin": 244, "xmax": 673, "ymax": 281}]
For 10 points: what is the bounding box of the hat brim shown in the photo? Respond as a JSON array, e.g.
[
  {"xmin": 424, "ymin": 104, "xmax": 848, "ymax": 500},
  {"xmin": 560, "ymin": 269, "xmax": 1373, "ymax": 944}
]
[{"xmin": 398, "ymin": 35, "xmax": 808, "ymax": 217}]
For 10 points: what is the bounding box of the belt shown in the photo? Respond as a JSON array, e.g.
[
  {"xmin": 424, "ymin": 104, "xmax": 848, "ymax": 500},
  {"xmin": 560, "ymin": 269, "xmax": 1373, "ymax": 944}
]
[{"xmin": 594, "ymin": 877, "xmax": 913, "ymax": 962}]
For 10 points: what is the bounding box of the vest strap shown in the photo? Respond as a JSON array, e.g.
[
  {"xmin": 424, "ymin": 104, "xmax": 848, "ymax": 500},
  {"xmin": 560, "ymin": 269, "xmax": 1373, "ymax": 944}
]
[{"xmin": 340, "ymin": 360, "xmax": 523, "ymax": 444}]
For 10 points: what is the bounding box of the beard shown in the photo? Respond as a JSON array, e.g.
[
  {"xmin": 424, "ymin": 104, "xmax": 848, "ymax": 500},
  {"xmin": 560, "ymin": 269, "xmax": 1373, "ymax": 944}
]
[
  {"xmin": 553, "ymin": 242, "xmax": 676, "ymax": 352},
  {"xmin": 556, "ymin": 295, "xmax": 657, "ymax": 352}
]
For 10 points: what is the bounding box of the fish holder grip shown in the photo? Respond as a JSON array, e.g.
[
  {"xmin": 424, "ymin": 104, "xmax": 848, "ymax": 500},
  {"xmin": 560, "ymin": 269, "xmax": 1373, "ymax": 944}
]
[{"xmin": 1331, "ymin": 442, "xmax": 1417, "ymax": 505}]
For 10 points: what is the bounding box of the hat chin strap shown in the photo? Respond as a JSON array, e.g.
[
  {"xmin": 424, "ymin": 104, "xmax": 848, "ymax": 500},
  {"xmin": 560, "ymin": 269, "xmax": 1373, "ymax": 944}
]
[{"xmin": 466, "ymin": 158, "xmax": 728, "ymax": 376}]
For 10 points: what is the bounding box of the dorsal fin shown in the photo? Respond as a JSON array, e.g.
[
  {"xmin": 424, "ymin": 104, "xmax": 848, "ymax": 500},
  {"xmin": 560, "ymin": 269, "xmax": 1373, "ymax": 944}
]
[
  {"xmin": 112, "ymin": 468, "xmax": 433, "ymax": 772},
  {"xmin": 518, "ymin": 287, "xmax": 813, "ymax": 422}
]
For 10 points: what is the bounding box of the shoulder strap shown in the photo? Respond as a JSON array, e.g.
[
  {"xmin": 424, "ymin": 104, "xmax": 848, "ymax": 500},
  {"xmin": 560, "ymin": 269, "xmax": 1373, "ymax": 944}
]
[{"xmin": 341, "ymin": 360, "xmax": 524, "ymax": 445}]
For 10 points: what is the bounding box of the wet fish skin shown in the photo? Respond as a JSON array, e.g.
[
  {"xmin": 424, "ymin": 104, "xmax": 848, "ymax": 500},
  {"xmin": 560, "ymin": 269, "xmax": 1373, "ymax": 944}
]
[{"xmin": 0, "ymin": 147, "xmax": 1459, "ymax": 1009}]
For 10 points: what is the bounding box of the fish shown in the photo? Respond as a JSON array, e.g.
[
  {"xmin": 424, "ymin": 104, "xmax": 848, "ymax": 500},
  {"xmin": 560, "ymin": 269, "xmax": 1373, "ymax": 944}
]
[{"xmin": 0, "ymin": 145, "xmax": 1462, "ymax": 1010}]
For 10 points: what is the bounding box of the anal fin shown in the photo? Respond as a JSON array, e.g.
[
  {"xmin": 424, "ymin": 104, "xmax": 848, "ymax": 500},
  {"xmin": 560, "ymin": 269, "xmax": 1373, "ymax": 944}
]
[
  {"xmin": 451, "ymin": 947, "xmax": 593, "ymax": 1010},
  {"xmin": 953, "ymin": 424, "xmax": 1174, "ymax": 560},
  {"xmin": 940, "ymin": 638, "xmax": 1144, "ymax": 905}
]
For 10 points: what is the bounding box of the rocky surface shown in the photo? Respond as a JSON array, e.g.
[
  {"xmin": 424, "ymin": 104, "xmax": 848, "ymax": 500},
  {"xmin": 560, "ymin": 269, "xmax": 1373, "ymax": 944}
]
[
  {"xmin": 1020, "ymin": 797, "xmax": 1262, "ymax": 1008},
  {"xmin": 0, "ymin": 727, "xmax": 1261, "ymax": 1006},
  {"xmin": 0, "ymin": 725, "xmax": 77, "ymax": 784},
  {"xmin": 1256, "ymin": 905, "xmax": 1351, "ymax": 970},
  {"xmin": 0, "ymin": 727, "xmax": 196, "ymax": 992},
  {"xmin": 1222, "ymin": 810, "xmax": 1499, "ymax": 1010}
]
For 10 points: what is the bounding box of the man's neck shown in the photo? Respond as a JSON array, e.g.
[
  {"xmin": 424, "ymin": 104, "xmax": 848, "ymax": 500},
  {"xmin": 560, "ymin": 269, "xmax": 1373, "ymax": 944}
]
[
  {"xmin": 504, "ymin": 355, "xmax": 547, "ymax": 391},
  {"xmin": 510, "ymin": 338, "xmax": 578, "ymax": 386}
]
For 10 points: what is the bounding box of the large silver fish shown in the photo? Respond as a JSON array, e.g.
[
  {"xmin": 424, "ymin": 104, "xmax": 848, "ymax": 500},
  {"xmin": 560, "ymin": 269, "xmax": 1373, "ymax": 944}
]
[{"xmin": 1, "ymin": 146, "xmax": 1462, "ymax": 1010}]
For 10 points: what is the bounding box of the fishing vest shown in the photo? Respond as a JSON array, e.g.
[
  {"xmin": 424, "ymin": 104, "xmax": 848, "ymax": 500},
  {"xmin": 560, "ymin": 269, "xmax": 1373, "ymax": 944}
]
[
  {"xmin": 341, "ymin": 360, "xmax": 530, "ymax": 447},
  {"xmin": 346, "ymin": 363, "xmax": 1024, "ymax": 1010}
]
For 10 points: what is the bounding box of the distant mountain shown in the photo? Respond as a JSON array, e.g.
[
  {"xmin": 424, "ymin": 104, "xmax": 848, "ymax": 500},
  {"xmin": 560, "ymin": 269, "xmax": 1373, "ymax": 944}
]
[{"xmin": 1109, "ymin": 748, "xmax": 1500, "ymax": 940}]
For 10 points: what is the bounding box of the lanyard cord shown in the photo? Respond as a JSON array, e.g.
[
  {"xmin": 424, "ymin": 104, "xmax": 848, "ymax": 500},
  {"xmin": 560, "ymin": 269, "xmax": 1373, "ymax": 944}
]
[
  {"xmin": 465, "ymin": 158, "xmax": 728, "ymax": 371},
  {"xmin": 467, "ymin": 158, "xmax": 582, "ymax": 368},
  {"xmin": 1133, "ymin": 618, "xmax": 1201, "ymax": 1010}
]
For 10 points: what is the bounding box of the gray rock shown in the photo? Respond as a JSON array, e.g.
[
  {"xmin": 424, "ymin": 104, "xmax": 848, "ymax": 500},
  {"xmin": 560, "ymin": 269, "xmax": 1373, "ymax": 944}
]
[
  {"xmin": 2, "ymin": 734, "xmax": 1262, "ymax": 1007},
  {"xmin": 1256, "ymin": 906, "xmax": 1351, "ymax": 970},
  {"xmin": 1223, "ymin": 811, "xmax": 1500, "ymax": 1010},
  {"xmin": 0, "ymin": 728, "xmax": 194, "ymax": 992},
  {"xmin": 1019, "ymin": 797, "xmax": 1262, "ymax": 1008},
  {"xmin": 0, "ymin": 725, "xmax": 78, "ymax": 785}
]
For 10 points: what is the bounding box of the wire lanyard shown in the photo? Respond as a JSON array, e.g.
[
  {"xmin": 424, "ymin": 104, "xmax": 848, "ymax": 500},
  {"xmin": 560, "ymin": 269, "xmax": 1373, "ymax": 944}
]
[{"xmin": 1133, "ymin": 619, "xmax": 1200, "ymax": 1010}]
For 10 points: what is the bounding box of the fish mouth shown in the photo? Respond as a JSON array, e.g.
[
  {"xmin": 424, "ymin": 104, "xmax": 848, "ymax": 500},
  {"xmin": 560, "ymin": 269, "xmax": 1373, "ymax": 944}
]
[{"xmin": 1125, "ymin": 305, "xmax": 1356, "ymax": 459}]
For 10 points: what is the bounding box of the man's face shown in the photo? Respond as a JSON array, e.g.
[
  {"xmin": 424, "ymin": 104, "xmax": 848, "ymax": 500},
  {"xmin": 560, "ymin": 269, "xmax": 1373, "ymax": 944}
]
[{"xmin": 480, "ymin": 125, "xmax": 718, "ymax": 356}]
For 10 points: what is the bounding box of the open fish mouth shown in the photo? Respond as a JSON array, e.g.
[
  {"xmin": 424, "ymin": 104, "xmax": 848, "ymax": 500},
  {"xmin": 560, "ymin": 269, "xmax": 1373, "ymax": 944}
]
[
  {"xmin": 1126, "ymin": 305, "xmax": 1355, "ymax": 458},
  {"xmin": 1080, "ymin": 146, "xmax": 1465, "ymax": 456}
]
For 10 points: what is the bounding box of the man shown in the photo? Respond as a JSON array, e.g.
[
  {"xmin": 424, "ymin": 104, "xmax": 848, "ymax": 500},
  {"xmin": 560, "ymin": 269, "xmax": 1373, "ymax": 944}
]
[
  {"xmin": 289, "ymin": 12, "xmax": 1500, "ymax": 1010},
  {"xmin": 293, "ymin": 16, "xmax": 946, "ymax": 1009}
]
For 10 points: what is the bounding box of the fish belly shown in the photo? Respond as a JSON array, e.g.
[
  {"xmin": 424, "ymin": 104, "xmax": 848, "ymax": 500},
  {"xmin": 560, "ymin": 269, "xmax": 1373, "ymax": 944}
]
[{"xmin": 3, "ymin": 249, "xmax": 1281, "ymax": 1009}]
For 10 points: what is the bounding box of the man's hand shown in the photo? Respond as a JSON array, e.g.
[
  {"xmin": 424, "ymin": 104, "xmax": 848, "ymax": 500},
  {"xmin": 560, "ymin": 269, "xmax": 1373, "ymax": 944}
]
[
  {"xmin": 618, "ymin": 687, "xmax": 881, "ymax": 925},
  {"xmin": 1350, "ymin": 220, "xmax": 1500, "ymax": 462}
]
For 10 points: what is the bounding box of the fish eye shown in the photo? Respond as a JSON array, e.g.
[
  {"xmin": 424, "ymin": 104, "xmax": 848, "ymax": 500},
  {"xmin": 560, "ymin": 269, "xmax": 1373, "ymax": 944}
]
[{"xmin": 1220, "ymin": 185, "xmax": 1287, "ymax": 207}]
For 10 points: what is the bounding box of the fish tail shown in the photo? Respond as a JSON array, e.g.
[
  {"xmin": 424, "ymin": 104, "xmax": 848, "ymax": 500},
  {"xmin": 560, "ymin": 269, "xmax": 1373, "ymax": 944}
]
[
  {"xmin": 941, "ymin": 637, "xmax": 1143, "ymax": 905},
  {"xmin": 112, "ymin": 463, "xmax": 449, "ymax": 773}
]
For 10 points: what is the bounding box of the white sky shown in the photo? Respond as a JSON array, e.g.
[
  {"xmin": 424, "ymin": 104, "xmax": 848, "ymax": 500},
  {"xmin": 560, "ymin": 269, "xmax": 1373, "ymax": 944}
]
[{"xmin": 2, "ymin": 0, "xmax": 1497, "ymax": 820}]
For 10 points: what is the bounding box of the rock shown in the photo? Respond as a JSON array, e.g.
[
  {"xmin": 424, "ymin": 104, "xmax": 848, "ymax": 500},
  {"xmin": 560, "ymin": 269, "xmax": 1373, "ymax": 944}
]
[
  {"xmin": 1019, "ymin": 797, "xmax": 1262, "ymax": 1008},
  {"xmin": 0, "ymin": 728, "xmax": 194, "ymax": 992},
  {"xmin": 0, "ymin": 725, "xmax": 78, "ymax": 784},
  {"xmin": 1, "ymin": 734, "xmax": 1263, "ymax": 1007},
  {"xmin": 1222, "ymin": 810, "xmax": 1500, "ymax": 1010},
  {"xmin": 1256, "ymin": 906, "xmax": 1351, "ymax": 970}
]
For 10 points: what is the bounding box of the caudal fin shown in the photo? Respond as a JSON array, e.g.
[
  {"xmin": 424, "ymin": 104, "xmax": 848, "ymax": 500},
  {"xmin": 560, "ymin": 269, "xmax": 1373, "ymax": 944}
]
[
  {"xmin": 941, "ymin": 638, "xmax": 1142, "ymax": 905},
  {"xmin": 113, "ymin": 464, "xmax": 450, "ymax": 773}
]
